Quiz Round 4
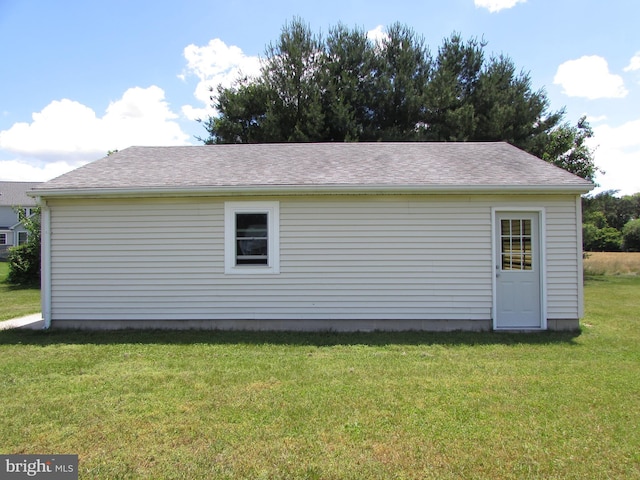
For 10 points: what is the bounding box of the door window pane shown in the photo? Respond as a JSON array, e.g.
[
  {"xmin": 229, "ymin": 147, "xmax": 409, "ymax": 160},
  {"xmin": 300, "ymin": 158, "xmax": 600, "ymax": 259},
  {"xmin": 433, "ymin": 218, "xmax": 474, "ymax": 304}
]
[{"xmin": 501, "ymin": 219, "xmax": 533, "ymax": 271}]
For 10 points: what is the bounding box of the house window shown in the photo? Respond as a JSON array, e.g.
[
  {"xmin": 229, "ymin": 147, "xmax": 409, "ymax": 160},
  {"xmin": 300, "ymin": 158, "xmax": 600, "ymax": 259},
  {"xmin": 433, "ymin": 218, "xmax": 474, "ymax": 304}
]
[
  {"xmin": 18, "ymin": 231, "xmax": 28, "ymax": 245},
  {"xmin": 0, "ymin": 233, "xmax": 6, "ymax": 245},
  {"xmin": 236, "ymin": 213, "xmax": 268, "ymax": 265},
  {"xmin": 224, "ymin": 202, "xmax": 280, "ymax": 274}
]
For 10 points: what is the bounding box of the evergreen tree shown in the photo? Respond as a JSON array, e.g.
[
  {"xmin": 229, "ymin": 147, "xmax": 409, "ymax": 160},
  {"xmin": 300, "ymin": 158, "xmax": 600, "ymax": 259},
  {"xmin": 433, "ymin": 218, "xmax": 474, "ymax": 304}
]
[
  {"xmin": 201, "ymin": 19, "xmax": 596, "ymax": 181},
  {"xmin": 321, "ymin": 24, "xmax": 377, "ymax": 141},
  {"xmin": 541, "ymin": 116, "xmax": 598, "ymax": 182},
  {"xmin": 261, "ymin": 17, "xmax": 325, "ymax": 142},
  {"xmin": 201, "ymin": 78, "xmax": 272, "ymax": 144},
  {"xmin": 370, "ymin": 23, "xmax": 431, "ymax": 140},
  {"xmin": 425, "ymin": 34, "xmax": 483, "ymax": 141}
]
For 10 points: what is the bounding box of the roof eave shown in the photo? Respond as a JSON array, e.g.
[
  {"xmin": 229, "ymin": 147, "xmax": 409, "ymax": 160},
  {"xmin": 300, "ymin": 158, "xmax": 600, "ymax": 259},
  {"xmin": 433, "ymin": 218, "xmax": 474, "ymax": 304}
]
[{"xmin": 29, "ymin": 183, "xmax": 594, "ymax": 199}]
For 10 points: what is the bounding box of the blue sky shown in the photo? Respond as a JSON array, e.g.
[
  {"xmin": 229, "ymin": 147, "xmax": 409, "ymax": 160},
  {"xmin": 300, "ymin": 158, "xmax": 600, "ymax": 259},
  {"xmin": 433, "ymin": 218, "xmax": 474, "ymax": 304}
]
[{"xmin": 1, "ymin": 0, "xmax": 638, "ymax": 194}]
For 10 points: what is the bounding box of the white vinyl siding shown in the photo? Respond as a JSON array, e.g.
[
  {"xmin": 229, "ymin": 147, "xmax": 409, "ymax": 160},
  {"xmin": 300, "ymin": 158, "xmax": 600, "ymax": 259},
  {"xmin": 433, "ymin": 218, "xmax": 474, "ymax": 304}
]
[
  {"xmin": 47, "ymin": 194, "xmax": 582, "ymax": 325},
  {"xmin": 279, "ymin": 197, "xmax": 492, "ymax": 320},
  {"xmin": 545, "ymin": 198, "xmax": 582, "ymax": 319}
]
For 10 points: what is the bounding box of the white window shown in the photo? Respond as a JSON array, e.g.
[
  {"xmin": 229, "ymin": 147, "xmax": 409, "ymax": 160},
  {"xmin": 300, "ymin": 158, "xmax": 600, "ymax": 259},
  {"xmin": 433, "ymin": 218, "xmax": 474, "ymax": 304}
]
[
  {"xmin": 0, "ymin": 233, "xmax": 6, "ymax": 245},
  {"xmin": 18, "ymin": 231, "xmax": 29, "ymax": 245},
  {"xmin": 224, "ymin": 201, "xmax": 280, "ymax": 274}
]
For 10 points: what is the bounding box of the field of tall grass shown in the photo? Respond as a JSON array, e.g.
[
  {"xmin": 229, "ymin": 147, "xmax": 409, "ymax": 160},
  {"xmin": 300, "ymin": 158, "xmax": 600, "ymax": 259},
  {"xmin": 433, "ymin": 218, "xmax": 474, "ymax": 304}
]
[{"xmin": 583, "ymin": 252, "xmax": 640, "ymax": 276}]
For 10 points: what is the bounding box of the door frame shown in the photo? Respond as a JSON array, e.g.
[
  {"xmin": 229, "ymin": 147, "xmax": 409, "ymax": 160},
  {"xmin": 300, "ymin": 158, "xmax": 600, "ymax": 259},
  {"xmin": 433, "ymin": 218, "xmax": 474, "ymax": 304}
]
[{"xmin": 491, "ymin": 207, "xmax": 547, "ymax": 330}]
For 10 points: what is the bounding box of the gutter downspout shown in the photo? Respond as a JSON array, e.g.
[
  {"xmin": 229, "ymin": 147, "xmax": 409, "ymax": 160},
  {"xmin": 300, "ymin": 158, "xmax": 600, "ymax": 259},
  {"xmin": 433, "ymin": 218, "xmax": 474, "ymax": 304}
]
[{"xmin": 39, "ymin": 198, "xmax": 52, "ymax": 329}]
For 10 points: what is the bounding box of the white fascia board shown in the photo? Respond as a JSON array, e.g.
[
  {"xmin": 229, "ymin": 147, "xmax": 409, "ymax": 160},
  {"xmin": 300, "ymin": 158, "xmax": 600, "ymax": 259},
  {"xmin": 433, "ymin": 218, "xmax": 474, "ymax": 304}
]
[{"xmin": 29, "ymin": 183, "xmax": 594, "ymax": 199}]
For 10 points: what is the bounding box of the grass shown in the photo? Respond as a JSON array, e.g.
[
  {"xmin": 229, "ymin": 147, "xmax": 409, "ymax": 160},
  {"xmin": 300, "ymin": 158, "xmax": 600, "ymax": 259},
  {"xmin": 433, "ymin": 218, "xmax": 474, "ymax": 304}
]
[
  {"xmin": 0, "ymin": 277, "xmax": 639, "ymax": 478},
  {"xmin": 584, "ymin": 251, "xmax": 640, "ymax": 276},
  {"xmin": 0, "ymin": 261, "xmax": 41, "ymax": 321}
]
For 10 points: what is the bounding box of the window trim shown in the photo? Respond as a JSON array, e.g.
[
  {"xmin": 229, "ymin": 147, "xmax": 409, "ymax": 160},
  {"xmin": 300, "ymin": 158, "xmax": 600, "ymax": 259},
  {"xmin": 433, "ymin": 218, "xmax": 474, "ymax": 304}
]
[
  {"xmin": 0, "ymin": 233, "xmax": 7, "ymax": 245},
  {"xmin": 224, "ymin": 201, "xmax": 280, "ymax": 274}
]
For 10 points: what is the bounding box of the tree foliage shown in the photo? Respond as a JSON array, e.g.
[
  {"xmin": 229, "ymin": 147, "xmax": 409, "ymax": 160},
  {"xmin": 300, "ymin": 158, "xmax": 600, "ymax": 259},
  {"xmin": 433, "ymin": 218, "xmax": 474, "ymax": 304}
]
[
  {"xmin": 540, "ymin": 116, "xmax": 598, "ymax": 184},
  {"xmin": 582, "ymin": 191, "xmax": 640, "ymax": 251},
  {"xmin": 424, "ymin": 34, "xmax": 484, "ymax": 142},
  {"xmin": 321, "ymin": 24, "xmax": 376, "ymax": 141},
  {"xmin": 371, "ymin": 23, "xmax": 432, "ymax": 140},
  {"xmin": 200, "ymin": 18, "xmax": 597, "ymax": 181},
  {"xmin": 582, "ymin": 224, "xmax": 622, "ymax": 252},
  {"xmin": 7, "ymin": 207, "xmax": 41, "ymax": 286},
  {"xmin": 622, "ymin": 219, "xmax": 640, "ymax": 252}
]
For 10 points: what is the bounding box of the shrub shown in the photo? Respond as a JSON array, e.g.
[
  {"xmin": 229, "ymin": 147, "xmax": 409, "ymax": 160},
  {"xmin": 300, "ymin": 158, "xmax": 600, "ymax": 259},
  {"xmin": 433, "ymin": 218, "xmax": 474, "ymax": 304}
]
[
  {"xmin": 7, "ymin": 207, "xmax": 41, "ymax": 285},
  {"xmin": 583, "ymin": 224, "xmax": 599, "ymax": 251},
  {"xmin": 622, "ymin": 219, "xmax": 640, "ymax": 252},
  {"xmin": 7, "ymin": 243, "xmax": 40, "ymax": 285},
  {"xmin": 583, "ymin": 223, "xmax": 622, "ymax": 252}
]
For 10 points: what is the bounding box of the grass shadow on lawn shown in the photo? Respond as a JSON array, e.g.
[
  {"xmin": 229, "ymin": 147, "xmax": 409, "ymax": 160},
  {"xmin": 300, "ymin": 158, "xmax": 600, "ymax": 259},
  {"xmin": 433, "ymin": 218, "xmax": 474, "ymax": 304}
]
[{"xmin": 0, "ymin": 327, "xmax": 582, "ymax": 347}]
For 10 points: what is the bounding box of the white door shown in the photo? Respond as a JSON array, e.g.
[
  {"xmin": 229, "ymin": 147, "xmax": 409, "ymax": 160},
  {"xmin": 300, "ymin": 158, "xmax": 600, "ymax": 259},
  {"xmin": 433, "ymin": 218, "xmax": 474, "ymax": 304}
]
[{"xmin": 495, "ymin": 212, "xmax": 543, "ymax": 329}]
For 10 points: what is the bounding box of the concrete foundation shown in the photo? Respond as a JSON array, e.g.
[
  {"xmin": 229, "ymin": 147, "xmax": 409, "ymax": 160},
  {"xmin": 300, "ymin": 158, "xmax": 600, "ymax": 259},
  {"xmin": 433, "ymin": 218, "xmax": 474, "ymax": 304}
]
[
  {"xmin": 48, "ymin": 318, "xmax": 581, "ymax": 332},
  {"xmin": 51, "ymin": 318, "xmax": 494, "ymax": 332}
]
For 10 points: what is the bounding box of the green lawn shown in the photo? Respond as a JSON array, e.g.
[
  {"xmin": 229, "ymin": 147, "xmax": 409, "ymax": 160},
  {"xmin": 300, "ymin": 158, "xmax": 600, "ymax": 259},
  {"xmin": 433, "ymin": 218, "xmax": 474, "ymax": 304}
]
[
  {"xmin": 0, "ymin": 277, "xmax": 639, "ymax": 479},
  {"xmin": 0, "ymin": 261, "xmax": 41, "ymax": 321}
]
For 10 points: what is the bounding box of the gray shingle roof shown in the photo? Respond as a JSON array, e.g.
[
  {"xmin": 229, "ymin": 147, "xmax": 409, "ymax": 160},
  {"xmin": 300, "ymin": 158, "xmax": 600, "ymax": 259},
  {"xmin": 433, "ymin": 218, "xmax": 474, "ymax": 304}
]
[
  {"xmin": 32, "ymin": 142, "xmax": 593, "ymax": 195},
  {"xmin": 0, "ymin": 181, "xmax": 42, "ymax": 206}
]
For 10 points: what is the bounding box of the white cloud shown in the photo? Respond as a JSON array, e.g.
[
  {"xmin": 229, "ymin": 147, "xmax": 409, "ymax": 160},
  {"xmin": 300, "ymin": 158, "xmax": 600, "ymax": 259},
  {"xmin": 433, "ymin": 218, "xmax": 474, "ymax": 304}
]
[
  {"xmin": 589, "ymin": 119, "xmax": 640, "ymax": 196},
  {"xmin": 624, "ymin": 52, "xmax": 640, "ymax": 72},
  {"xmin": 1, "ymin": 100, "xmax": 100, "ymax": 161},
  {"xmin": 0, "ymin": 85, "xmax": 190, "ymax": 181},
  {"xmin": 586, "ymin": 115, "xmax": 607, "ymax": 124},
  {"xmin": 474, "ymin": 0, "xmax": 526, "ymax": 13},
  {"xmin": 367, "ymin": 25, "xmax": 388, "ymax": 45},
  {"xmin": 0, "ymin": 159, "xmax": 84, "ymax": 182},
  {"xmin": 554, "ymin": 56, "xmax": 628, "ymax": 100},
  {"xmin": 180, "ymin": 39, "xmax": 262, "ymax": 120}
]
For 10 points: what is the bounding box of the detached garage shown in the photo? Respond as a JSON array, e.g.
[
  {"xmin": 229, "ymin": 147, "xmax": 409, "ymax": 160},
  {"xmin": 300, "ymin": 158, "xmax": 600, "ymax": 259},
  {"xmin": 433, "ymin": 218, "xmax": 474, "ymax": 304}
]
[{"xmin": 30, "ymin": 142, "xmax": 593, "ymax": 331}]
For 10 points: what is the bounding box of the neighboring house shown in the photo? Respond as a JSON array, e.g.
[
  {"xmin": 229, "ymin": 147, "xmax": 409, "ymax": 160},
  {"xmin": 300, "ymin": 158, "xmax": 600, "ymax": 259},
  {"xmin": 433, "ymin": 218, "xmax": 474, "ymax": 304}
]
[
  {"xmin": 30, "ymin": 143, "xmax": 593, "ymax": 331},
  {"xmin": 0, "ymin": 181, "xmax": 41, "ymax": 260}
]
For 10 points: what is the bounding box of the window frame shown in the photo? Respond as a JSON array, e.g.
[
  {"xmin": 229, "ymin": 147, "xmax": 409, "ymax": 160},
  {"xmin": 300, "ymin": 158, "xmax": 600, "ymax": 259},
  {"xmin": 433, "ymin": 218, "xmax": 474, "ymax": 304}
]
[
  {"xmin": 0, "ymin": 233, "xmax": 6, "ymax": 245},
  {"xmin": 17, "ymin": 231, "xmax": 29, "ymax": 245},
  {"xmin": 224, "ymin": 201, "xmax": 280, "ymax": 274}
]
